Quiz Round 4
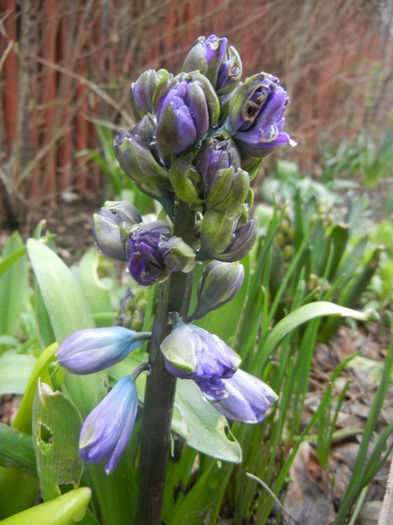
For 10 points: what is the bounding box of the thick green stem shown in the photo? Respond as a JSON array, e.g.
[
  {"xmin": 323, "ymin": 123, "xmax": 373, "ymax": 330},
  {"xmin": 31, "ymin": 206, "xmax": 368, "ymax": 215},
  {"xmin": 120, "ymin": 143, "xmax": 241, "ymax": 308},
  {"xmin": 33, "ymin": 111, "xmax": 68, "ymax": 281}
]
[{"xmin": 136, "ymin": 202, "xmax": 195, "ymax": 525}]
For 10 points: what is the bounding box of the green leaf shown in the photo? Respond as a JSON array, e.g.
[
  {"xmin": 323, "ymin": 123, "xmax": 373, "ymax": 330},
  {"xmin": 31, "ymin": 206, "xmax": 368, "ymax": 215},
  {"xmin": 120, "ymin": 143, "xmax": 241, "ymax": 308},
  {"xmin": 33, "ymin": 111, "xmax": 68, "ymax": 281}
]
[
  {"xmin": 0, "ymin": 423, "xmax": 36, "ymax": 476},
  {"xmin": 0, "ymin": 335, "xmax": 19, "ymax": 348},
  {"xmin": 32, "ymin": 380, "xmax": 84, "ymax": 501},
  {"xmin": 0, "ymin": 246, "xmax": 26, "ymax": 278},
  {"xmin": 0, "ymin": 487, "xmax": 91, "ymax": 525},
  {"xmin": 12, "ymin": 343, "xmax": 58, "ymax": 433},
  {"xmin": 27, "ymin": 239, "xmax": 95, "ymax": 343},
  {"xmin": 326, "ymin": 223, "xmax": 350, "ymax": 281},
  {"xmin": 0, "ymin": 344, "xmax": 56, "ymax": 519},
  {"xmin": 0, "ymin": 468, "xmax": 38, "ymax": 520},
  {"xmin": 0, "ymin": 233, "xmax": 28, "ymax": 338},
  {"xmin": 34, "ymin": 278, "xmax": 56, "ymax": 348},
  {"xmin": 166, "ymin": 461, "xmax": 232, "ymax": 525},
  {"xmin": 259, "ymin": 301, "xmax": 377, "ymax": 369},
  {"xmin": 174, "ymin": 380, "xmax": 242, "ymax": 463},
  {"xmin": 73, "ymin": 248, "xmax": 112, "ymax": 314},
  {"xmin": 0, "ymin": 353, "xmax": 37, "ymax": 395}
]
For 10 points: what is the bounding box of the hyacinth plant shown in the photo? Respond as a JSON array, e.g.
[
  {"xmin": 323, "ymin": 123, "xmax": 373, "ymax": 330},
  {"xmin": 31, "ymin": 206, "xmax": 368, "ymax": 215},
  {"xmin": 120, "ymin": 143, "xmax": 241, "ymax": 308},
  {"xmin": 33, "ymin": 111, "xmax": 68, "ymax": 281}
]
[{"xmin": 55, "ymin": 34, "xmax": 297, "ymax": 522}]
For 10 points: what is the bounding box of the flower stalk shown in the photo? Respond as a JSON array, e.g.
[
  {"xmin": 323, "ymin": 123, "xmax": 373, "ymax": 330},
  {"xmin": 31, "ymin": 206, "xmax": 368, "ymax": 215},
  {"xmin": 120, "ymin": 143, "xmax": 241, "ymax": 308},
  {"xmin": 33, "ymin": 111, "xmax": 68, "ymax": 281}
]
[{"xmin": 135, "ymin": 201, "xmax": 195, "ymax": 525}]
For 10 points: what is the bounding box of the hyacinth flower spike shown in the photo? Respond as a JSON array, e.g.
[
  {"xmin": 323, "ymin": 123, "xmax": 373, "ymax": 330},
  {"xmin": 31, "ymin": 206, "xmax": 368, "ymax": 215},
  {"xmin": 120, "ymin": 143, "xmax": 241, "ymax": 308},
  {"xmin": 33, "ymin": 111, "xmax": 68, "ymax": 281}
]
[
  {"xmin": 79, "ymin": 367, "xmax": 146, "ymax": 474},
  {"xmin": 57, "ymin": 327, "xmax": 151, "ymax": 374}
]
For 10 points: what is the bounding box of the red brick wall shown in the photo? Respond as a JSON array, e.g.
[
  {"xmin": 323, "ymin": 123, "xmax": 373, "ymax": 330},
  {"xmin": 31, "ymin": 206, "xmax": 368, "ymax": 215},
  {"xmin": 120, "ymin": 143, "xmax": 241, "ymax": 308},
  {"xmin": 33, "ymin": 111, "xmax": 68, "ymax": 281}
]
[{"xmin": 1, "ymin": 0, "xmax": 392, "ymax": 212}]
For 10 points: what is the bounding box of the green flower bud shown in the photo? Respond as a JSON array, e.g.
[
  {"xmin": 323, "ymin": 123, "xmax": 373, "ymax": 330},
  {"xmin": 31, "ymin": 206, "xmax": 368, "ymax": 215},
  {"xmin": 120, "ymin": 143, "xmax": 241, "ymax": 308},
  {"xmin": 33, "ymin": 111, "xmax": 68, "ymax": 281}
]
[
  {"xmin": 169, "ymin": 153, "xmax": 204, "ymax": 205},
  {"xmin": 103, "ymin": 200, "xmax": 143, "ymax": 225},
  {"xmin": 161, "ymin": 236, "xmax": 196, "ymax": 273},
  {"xmin": 130, "ymin": 68, "xmax": 172, "ymax": 120},
  {"xmin": 92, "ymin": 202, "xmax": 142, "ymax": 261},
  {"xmin": 190, "ymin": 261, "xmax": 245, "ymax": 320},
  {"xmin": 207, "ymin": 167, "xmax": 249, "ymax": 215},
  {"xmin": 199, "ymin": 209, "xmax": 238, "ymax": 259},
  {"xmin": 216, "ymin": 218, "xmax": 258, "ymax": 262},
  {"xmin": 114, "ymin": 125, "xmax": 172, "ymax": 206},
  {"xmin": 182, "ymin": 34, "xmax": 227, "ymax": 87}
]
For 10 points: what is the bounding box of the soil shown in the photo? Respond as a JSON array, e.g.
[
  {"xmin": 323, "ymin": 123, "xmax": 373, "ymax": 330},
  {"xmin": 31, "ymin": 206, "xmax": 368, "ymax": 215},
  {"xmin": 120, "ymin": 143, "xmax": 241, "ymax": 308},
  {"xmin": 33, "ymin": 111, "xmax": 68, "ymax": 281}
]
[{"xmin": 0, "ymin": 190, "xmax": 103, "ymax": 265}]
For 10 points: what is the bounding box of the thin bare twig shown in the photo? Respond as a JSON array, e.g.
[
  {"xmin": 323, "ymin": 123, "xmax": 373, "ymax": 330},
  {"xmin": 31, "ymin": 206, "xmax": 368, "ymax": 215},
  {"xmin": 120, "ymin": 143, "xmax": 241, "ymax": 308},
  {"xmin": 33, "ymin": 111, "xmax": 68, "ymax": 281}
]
[
  {"xmin": 245, "ymin": 472, "xmax": 301, "ymax": 525},
  {"xmin": 27, "ymin": 53, "xmax": 133, "ymax": 126}
]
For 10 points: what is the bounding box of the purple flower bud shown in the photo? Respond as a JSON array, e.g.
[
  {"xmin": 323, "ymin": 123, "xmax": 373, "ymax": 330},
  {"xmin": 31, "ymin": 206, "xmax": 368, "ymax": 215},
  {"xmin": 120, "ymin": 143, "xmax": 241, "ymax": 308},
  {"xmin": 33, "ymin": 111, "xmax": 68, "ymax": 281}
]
[
  {"xmin": 57, "ymin": 327, "xmax": 151, "ymax": 374},
  {"xmin": 126, "ymin": 222, "xmax": 195, "ymax": 286},
  {"xmin": 225, "ymin": 73, "xmax": 296, "ymax": 158},
  {"xmin": 195, "ymin": 135, "xmax": 241, "ymax": 187},
  {"xmin": 216, "ymin": 45, "xmax": 242, "ymax": 94},
  {"xmin": 212, "ymin": 369, "xmax": 278, "ymax": 423},
  {"xmin": 79, "ymin": 376, "xmax": 138, "ymax": 474},
  {"xmin": 160, "ymin": 315, "xmax": 241, "ymax": 400},
  {"xmin": 214, "ymin": 217, "xmax": 258, "ymax": 262},
  {"xmin": 182, "ymin": 34, "xmax": 228, "ymax": 87},
  {"xmin": 126, "ymin": 221, "xmax": 172, "ymax": 286},
  {"xmin": 155, "ymin": 72, "xmax": 220, "ymax": 155},
  {"xmin": 113, "ymin": 119, "xmax": 172, "ymax": 205},
  {"xmin": 130, "ymin": 69, "xmax": 172, "ymax": 120},
  {"xmin": 92, "ymin": 202, "xmax": 142, "ymax": 261},
  {"xmin": 190, "ymin": 261, "xmax": 244, "ymax": 320}
]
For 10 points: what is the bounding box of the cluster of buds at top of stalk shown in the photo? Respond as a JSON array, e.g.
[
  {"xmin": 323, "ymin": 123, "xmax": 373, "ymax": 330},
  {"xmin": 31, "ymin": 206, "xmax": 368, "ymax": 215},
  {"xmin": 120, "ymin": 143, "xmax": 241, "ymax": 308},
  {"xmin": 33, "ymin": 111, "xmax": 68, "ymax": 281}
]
[{"xmin": 112, "ymin": 33, "xmax": 295, "ymax": 276}]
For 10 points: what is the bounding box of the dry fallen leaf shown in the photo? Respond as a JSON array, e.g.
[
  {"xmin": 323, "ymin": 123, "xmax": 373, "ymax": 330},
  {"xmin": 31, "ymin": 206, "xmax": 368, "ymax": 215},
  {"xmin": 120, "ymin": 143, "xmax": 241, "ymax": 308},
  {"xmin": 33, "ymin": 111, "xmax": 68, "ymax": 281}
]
[{"xmin": 284, "ymin": 441, "xmax": 336, "ymax": 525}]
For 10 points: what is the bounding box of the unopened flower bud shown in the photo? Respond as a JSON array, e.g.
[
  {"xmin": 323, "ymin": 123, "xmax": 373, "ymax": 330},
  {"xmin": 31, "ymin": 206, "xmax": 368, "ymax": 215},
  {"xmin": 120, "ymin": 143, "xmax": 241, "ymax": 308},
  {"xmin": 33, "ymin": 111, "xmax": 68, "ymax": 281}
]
[
  {"xmin": 216, "ymin": 45, "xmax": 242, "ymax": 94},
  {"xmin": 126, "ymin": 222, "xmax": 195, "ymax": 286},
  {"xmin": 199, "ymin": 209, "xmax": 239, "ymax": 260},
  {"xmin": 160, "ymin": 236, "xmax": 195, "ymax": 273},
  {"xmin": 182, "ymin": 34, "xmax": 228, "ymax": 87},
  {"xmin": 130, "ymin": 68, "xmax": 172, "ymax": 120},
  {"xmin": 206, "ymin": 167, "xmax": 249, "ymax": 215},
  {"xmin": 155, "ymin": 72, "xmax": 220, "ymax": 155},
  {"xmin": 169, "ymin": 153, "xmax": 204, "ymax": 205},
  {"xmin": 113, "ymin": 123, "xmax": 171, "ymax": 205},
  {"xmin": 212, "ymin": 369, "xmax": 278, "ymax": 422},
  {"xmin": 104, "ymin": 200, "xmax": 143, "ymax": 224},
  {"xmin": 195, "ymin": 134, "xmax": 241, "ymax": 186},
  {"xmin": 190, "ymin": 261, "xmax": 244, "ymax": 320},
  {"xmin": 92, "ymin": 202, "xmax": 142, "ymax": 261},
  {"xmin": 216, "ymin": 217, "xmax": 258, "ymax": 262},
  {"xmin": 161, "ymin": 314, "xmax": 241, "ymax": 399},
  {"xmin": 57, "ymin": 327, "xmax": 151, "ymax": 374},
  {"xmin": 79, "ymin": 376, "xmax": 138, "ymax": 474},
  {"xmin": 126, "ymin": 221, "xmax": 172, "ymax": 286}
]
